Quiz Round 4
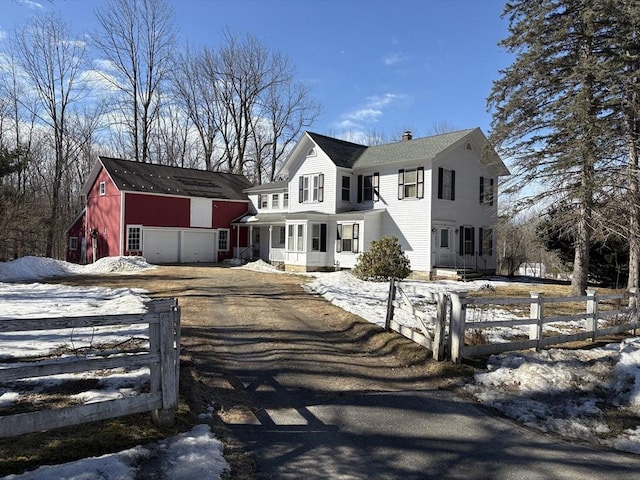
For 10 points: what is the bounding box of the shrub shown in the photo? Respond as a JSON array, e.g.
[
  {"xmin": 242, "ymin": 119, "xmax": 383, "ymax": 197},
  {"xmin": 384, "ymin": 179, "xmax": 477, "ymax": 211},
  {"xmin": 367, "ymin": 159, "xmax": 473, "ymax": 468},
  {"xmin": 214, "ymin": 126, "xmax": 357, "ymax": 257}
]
[{"xmin": 353, "ymin": 236, "xmax": 411, "ymax": 281}]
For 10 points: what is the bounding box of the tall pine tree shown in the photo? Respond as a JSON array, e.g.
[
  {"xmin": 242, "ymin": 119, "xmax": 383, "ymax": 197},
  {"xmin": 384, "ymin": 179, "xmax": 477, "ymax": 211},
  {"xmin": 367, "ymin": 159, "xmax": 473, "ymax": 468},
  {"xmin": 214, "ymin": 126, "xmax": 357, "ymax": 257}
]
[{"xmin": 489, "ymin": 0, "xmax": 617, "ymax": 295}]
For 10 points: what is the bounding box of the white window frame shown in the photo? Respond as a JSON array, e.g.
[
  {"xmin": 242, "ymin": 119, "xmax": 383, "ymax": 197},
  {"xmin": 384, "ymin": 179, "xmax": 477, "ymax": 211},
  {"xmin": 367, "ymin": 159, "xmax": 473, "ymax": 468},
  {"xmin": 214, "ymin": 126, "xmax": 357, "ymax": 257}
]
[
  {"xmin": 336, "ymin": 223, "xmax": 360, "ymax": 254},
  {"xmin": 126, "ymin": 225, "xmax": 142, "ymax": 251},
  {"xmin": 218, "ymin": 228, "xmax": 230, "ymax": 251},
  {"xmin": 299, "ymin": 174, "xmax": 324, "ymax": 203},
  {"xmin": 99, "ymin": 181, "xmax": 106, "ymax": 196},
  {"xmin": 287, "ymin": 223, "xmax": 305, "ymax": 252},
  {"xmin": 272, "ymin": 193, "xmax": 279, "ymax": 209},
  {"xmin": 283, "ymin": 193, "xmax": 289, "ymax": 208},
  {"xmin": 69, "ymin": 236, "xmax": 78, "ymax": 251}
]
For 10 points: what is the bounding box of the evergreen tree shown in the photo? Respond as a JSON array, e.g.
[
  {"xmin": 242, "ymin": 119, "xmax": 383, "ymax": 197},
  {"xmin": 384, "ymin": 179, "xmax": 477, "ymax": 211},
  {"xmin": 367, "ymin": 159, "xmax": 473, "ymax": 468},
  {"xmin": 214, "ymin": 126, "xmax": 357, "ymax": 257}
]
[{"xmin": 489, "ymin": 0, "xmax": 619, "ymax": 295}]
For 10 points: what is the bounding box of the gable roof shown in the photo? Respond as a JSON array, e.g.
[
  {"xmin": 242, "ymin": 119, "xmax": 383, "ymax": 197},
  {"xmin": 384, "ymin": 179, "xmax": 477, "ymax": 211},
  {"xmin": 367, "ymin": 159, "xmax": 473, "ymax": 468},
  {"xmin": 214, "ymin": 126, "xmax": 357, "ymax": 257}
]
[
  {"xmin": 306, "ymin": 132, "xmax": 367, "ymax": 168},
  {"xmin": 244, "ymin": 180, "xmax": 288, "ymax": 193},
  {"xmin": 353, "ymin": 128, "xmax": 476, "ymax": 168},
  {"xmin": 93, "ymin": 157, "xmax": 252, "ymax": 201},
  {"xmin": 298, "ymin": 128, "xmax": 509, "ymax": 175}
]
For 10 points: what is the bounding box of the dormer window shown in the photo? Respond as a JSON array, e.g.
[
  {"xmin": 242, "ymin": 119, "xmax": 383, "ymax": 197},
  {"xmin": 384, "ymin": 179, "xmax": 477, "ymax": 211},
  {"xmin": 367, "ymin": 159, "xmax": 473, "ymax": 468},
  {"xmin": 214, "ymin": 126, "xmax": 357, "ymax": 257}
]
[{"xmin": 307, "ymin": 147, "xmax": 316, "ymax": 157}]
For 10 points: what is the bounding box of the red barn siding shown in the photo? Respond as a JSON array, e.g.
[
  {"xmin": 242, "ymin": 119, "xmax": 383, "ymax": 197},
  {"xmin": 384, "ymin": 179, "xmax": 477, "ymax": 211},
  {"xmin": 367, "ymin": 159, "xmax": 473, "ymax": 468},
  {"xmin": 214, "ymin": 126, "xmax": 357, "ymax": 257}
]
[
  {"xmin": 66, "ymin": 213, "xmax": 85, "ymax": 263},
  {"xmin": 213, "ymin": 200, "xmax": 250, "ymax": 262},
  {"xmin": 125, "ymin": 193, "xmax": 190, "ymax": 228},
  {"xmin": 85, "ymin": 169, "xmax": 122, "ymax": 261}
]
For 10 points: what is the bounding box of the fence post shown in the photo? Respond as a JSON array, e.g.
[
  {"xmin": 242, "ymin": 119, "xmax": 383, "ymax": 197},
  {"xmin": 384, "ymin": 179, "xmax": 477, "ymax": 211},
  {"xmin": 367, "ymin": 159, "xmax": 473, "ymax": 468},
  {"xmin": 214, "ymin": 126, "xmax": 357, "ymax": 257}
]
[
  {"xmin": 530, "ymin": 292, "xmax": 544, "ymax": 352},
  {"xmin": 149, "ymin": 299, "xmax": 180, "ymax": 427},
  {"xmin": 631, "ymin": 288, "xmax": 639, "ymax": 335},
  {"xmin": 385, "ymin": 277, "xmax": 397, "ymax": 332},
  {"xmin": 449, "ymin": 292, "xmax": 467, "ymax": 363},
  {"xmin": 432, "ymin": 293, "xmax": 448, "ymax": 361},
  {"xmin": 586, "ymin": 289, "xmax": 598, "ymax": 341}
]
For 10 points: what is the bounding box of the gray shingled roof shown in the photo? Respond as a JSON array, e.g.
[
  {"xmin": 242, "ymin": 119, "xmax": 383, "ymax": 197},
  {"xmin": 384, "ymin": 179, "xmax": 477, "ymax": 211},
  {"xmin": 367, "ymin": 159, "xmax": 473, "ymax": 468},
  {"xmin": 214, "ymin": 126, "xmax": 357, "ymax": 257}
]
[
  {"xmin": 244, "ymin": 180, "xmax": 288, "ymax": 193},
  {"xmin": 353, "ymin": 128, "xmax": 476, "ymax": 168},
  {"xmin": 307, "ymin": 132, "xmax": 367, "ymax": 168},
  {"xmin": 100, "ymin": 157, "xmax": 252, "ymax": 201}
]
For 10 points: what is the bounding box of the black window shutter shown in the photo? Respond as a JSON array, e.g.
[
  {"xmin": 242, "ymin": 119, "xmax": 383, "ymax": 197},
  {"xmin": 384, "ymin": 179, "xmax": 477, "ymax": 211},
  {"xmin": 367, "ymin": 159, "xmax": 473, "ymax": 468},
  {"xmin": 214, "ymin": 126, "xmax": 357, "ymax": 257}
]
[
  {"xmin": 320, "ymin": 223, "xmax": 327, "ymax": 252},
  {"xmin": 298, "ymin": 176, "xmax": 304, "ymax": 203},
  {"xmin": 373, "ymin": 172, "xmax": 380, "ymax": 202},
  {"xmin": 318, "ymin": 174, "xmax": 324, "ymax": 202},
  {"xmin": 398, "ymin": 169, "xmax": 405, "ymax": 200},
  {"xmin": 479, "ymin": 227, "xmax": 484, "ymax": 255},
  {"xmin": 336, "ymin": 224, "xmax": 342, "ymax": 252},
  {"xmin": 479, "ymin": 177, "xmax": 484, "ymax": 204},
  {"xmin": 438, "ymin": 167, "xmax": 443, "ymax": 199},
  {"xmin": 451, "ymin": 170, "xmax": 456, "ymax": 201},
  {"xmin": 489, "ymin": 178, "xmax": 494, "ymax": 206},
  {"xmin": 357, "ymin": 175, "xmax": 363, "ymax": 203},
  {"xmin": 459, "ymin": 226, "xmax": 464, "ymax": 254},
  {"xmin": 258, "ymin": 194, "xmax": 262, "ymax": 209},
  {"xmin": 352, "ymin": 223, "xmax": 360, "ymax": 253},
  {"xmin": 470, "ymin": 226, "xmax": 475, "ymax": 253},
  {"xmin": 417, "ymin": 167, "xmax": 424, "ymax": 199}
]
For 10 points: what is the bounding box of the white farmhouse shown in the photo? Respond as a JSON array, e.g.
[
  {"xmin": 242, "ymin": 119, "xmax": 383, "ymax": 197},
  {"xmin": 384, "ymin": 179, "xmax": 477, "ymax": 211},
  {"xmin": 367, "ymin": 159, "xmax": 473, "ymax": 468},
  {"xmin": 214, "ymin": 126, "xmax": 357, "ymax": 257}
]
[{"xmin": 234, "ymin": 128, "xmax": 509, "ymax": 278}]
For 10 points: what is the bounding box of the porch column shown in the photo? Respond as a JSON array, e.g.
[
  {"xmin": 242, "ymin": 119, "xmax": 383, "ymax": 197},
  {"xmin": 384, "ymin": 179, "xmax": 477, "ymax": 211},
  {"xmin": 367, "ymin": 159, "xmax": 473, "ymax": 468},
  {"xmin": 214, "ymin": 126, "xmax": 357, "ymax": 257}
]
[
  {"xmin": 268, "ymin": 225, "xmax": 273, "ymax": 261},
  {"xmin": 235, "ymin": 227, "xmax": 240, "ymax": 259}
]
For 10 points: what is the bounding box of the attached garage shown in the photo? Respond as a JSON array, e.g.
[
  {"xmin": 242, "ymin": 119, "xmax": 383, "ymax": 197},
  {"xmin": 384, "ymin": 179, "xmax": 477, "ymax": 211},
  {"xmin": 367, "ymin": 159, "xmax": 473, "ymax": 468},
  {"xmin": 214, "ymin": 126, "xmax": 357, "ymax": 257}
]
[{"xmin": 142, "ymin": 228, "xmax": 217, "ymax": 264}]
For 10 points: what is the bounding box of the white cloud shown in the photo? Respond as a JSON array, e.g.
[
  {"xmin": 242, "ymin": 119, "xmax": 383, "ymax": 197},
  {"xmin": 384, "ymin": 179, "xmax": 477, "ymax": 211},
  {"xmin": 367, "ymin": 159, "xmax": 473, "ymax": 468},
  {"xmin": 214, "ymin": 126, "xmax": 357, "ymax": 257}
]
[
  {"xmin": 383, "ymin": 52, "xmax": 409, "ymax": 66},
  {"xmin": 18, "ymin": 0, "xmax": 43, "ymax": 9},
  {"xmin": 333, "ymin": 92, "xmax": 407, "ymax": 134},
  {"xmin": 347, "ymin": 108, "xmax": 382, "ymax": 122}
]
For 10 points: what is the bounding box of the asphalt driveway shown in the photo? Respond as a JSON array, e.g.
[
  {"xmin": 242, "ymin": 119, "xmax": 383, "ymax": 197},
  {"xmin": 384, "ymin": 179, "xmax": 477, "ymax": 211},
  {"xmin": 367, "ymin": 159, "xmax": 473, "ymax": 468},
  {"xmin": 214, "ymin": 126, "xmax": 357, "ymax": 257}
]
[{"xmin": 86, "ymin": 265, "xmax": 640, "ymax": 479}]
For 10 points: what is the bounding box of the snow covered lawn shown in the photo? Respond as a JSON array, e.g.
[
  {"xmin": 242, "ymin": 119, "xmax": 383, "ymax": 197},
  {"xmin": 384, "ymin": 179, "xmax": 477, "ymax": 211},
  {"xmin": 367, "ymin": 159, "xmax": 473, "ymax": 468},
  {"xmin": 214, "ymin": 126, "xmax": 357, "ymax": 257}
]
[{"xmin": 1, "ymin": 256, "xmax": 639, "ymax": 479}]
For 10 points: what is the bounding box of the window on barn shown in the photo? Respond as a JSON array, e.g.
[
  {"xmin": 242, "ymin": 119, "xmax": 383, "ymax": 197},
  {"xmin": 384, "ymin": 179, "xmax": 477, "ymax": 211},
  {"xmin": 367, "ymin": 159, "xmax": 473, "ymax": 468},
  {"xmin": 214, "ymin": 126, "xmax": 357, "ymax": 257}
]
[
  {"xmin": 69, "ymin": 237, "xmax": 78, "ymax": 251},
  {"xmin": 99, "ymin": 182, "xmax": 106, "ymax": 196},
  {"xmin": 127, "ymin": 226, "xmax": 142, "ymax": 251},
  {"xmin": 218, "ymin": 229, "xmax": 230, "ymax": 251}
]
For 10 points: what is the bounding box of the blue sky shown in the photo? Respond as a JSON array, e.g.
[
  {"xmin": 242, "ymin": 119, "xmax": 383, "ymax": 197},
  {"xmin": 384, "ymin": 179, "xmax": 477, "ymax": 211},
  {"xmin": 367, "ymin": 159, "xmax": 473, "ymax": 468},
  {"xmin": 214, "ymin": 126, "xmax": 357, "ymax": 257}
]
[{"xmin": 1, "ymin": 0, "xmax": 512, "ymax": 143}]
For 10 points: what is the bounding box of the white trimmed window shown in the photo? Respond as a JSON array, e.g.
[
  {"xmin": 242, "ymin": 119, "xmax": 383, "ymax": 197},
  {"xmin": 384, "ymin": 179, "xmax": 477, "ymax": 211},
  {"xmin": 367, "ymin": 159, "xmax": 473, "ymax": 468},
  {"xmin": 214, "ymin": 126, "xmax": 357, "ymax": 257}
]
[
  {"xmin": 273, "ymin": 226, "xmax": 286, "ymax": 248},
  {"xmin": 218, "ymin": 229, "xmax": 230, "ymax": 251},
  {"xmin": 283, "ymin": 193, "xmax": 289, "ymax": 208},
  {"xmin": 336, "ymin": 223, "xmax": 359, "ymax": 253},
  {"xmin": 311, "ymin": 223, "xmax": 327, "ymax": 252},
  {"xmin": 69, "ymin": 236, "xmax": 78, "ymax": 251},
  {"xmin": 99, "ymin": 181, "xmax": 106, "ymax": 196},
  {"xmin": 479, "ymin": 177, "xmax": 494, "ymax": 205},
  {"xmin": 287, "ymin": 224, "xmax": 305, "ymax": 251},
  {"xmin": 398, "ymin": 167, "xmax": 424, "ymax": 199},
  {"xmin": 298, "ymin": 174, "xmax": 324, "ymax": 203},
  {"xmin": 272, "ymin": 193, "xmax": 279, "ymax": 208},
  {"xmin": 437, "ymin": 168, "xmax": 455, "ymax": 201},
  {"xmin": 127, "ymin": 225, "xmax": 142, "ymax": 251}
]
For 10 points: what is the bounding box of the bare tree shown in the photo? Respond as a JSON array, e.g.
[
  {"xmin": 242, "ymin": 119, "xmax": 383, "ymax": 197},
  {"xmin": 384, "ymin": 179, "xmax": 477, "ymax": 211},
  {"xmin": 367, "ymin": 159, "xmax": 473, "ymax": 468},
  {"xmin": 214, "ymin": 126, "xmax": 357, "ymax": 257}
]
[
  {"xmin": 171, "ymin": 46, "xmax": 219, "ymax": 170},
  {"xmin": 12, "ymin": 13, "xmax": 90, "ymax": 257},
  {"xmin": 94, "ymin": 0, "xmax": 176, "ymax": 163}
]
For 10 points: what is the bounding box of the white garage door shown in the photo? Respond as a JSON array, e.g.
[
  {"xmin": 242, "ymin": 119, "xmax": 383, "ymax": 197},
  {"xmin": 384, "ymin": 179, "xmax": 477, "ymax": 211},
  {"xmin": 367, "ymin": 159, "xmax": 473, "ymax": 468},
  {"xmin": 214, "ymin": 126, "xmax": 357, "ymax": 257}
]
[
  {"xmin": 143, "ymin": 229, "xmax": 180, "ymax": 264},
  {"xmin": 181, "ymin": 230, "xmax": 217, "ymax": 263}
]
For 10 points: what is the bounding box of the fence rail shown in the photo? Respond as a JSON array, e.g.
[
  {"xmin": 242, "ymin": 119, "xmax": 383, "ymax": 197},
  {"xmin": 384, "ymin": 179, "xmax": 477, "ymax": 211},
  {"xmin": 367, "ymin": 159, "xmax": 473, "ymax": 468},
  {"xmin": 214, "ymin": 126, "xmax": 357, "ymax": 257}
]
[
  {"xmin": 386, "ymin": 280, "xmax": 639, "ymax": 363},
  {"xmin": 0, "ymin": 298, "xmax": 180, "ymax": 438}
]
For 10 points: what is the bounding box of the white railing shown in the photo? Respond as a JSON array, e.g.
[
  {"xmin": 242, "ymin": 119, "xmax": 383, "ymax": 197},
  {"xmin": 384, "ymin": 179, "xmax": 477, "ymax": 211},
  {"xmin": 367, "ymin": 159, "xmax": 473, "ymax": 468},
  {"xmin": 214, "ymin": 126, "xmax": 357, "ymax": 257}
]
[
  {"xmin": 0, "ymin": 298, "xmax": 180, "ymax": 438},
  {"xmin": 386, "ymin": 280, "xmax": 639, "ymax": 363}
]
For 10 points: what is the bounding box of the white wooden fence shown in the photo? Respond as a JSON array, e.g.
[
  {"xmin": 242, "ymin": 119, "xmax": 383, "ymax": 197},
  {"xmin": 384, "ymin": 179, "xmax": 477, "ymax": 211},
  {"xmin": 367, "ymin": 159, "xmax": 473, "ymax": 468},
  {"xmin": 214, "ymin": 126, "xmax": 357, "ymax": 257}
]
[
  {"xmin": 386, "ymin": 280, "xmax": 639, "ymax": 363},
  {"xmin": 0, "ymin": 298, "xmax": 180, "ymax": 438},
  {"xmin": 450, "ymin": 289, "xmax": 638, "ymax": 363},
  {"xmin": 385, "ymin": 278, "xmax": 447, "ymax": 361}
]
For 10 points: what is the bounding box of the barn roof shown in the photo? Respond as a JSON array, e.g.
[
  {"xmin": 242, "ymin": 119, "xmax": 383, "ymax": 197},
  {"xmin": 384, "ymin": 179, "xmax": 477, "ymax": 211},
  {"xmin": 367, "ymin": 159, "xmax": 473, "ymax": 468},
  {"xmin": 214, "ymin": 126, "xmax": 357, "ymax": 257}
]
[{"xmin": 97, "ymin": 157, "xmax": 252, "ymax": 201}]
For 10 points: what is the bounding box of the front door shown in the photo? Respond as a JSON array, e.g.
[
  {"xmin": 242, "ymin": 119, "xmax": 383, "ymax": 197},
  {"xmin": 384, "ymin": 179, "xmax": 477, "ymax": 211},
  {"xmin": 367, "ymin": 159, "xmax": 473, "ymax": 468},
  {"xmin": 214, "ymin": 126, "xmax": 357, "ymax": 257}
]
[{"xmin": 436, "ymin": 226, "xmax": 454, "ymax": 266}]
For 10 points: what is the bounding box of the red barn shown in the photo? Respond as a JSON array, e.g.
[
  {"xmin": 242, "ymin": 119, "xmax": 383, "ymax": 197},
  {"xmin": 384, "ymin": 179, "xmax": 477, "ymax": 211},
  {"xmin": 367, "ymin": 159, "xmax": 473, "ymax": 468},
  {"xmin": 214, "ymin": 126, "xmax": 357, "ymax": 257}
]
[{"xmin": 66, "ymin": 157, "xmax": 252, "ymax": 264}]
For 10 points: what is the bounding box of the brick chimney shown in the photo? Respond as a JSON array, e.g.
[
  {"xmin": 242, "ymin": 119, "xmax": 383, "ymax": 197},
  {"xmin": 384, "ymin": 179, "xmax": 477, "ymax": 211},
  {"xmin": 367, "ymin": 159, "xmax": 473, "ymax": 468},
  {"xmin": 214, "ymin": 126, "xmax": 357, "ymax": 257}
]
[{"xmin": 402, "ymin": 131, "xmax": 412, "ymax": 141}]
